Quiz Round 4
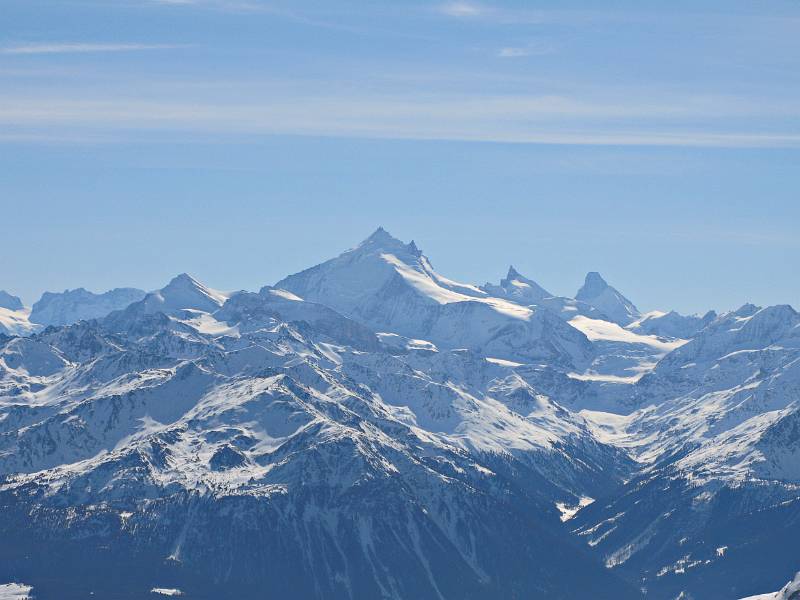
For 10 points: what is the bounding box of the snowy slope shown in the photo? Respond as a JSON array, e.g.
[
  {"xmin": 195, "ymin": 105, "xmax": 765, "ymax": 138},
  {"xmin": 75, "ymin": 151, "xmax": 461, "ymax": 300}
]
[
  {"xmin": 481, "ymin": 265, "xmax": 552, "ymax": 304},
  {"xmin": 0, "ymin": 307, "xmax": 40, "ymax": 337},
  {"xmin": 30, "ymin": 286, "xmax": 146, "ymax": 326},
  {"xmin": 575, "ymin": 272, "xmax": 641, "ymax": 326},
  {"xmin": 2, "ymin": 229, "xmax": 799, "ymax": 600},
  {"xmin": 0, "ymin": 583, "xmax": 33, "ymax": 600},
  {"xmin": 0, "ymin": 265, "xmax": 637, "ymax": 599},
  {"xmin": 627, "ymin": 309, "xmax": 717, "ymax": 339},
  {"xmin": 571, "ymin": 304, "xmax": 800, "ymax": 599},
  {"xmin": 277, "ymin": 228, "xmax": 594, "ymax": 368},
  {"xmin": 0, "ymin": 292, "xmax": 40, "ymax": 337},
  {"xmin": 141, "ymin": 273, "xmax": 230, "ymax": 315}
]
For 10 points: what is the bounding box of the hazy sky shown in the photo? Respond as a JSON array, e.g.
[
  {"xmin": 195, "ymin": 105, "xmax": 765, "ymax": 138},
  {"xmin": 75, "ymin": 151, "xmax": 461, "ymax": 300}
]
[{"xmin": 2, "ymin": 0, "xmax": 799, "ymax": 313}]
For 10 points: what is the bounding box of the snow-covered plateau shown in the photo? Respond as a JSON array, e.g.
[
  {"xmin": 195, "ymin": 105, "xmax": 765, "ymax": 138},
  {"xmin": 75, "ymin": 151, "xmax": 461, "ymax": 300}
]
[{"xmin": 1, "ymin": 228, "xmax": 797, "ymax": 599}]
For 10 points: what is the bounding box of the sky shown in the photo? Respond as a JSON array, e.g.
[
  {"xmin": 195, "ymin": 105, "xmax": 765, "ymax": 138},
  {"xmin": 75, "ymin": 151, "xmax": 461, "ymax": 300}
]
[{"xmin": 1, "ymin": 0, "xmax": 799, "ymax": 314}]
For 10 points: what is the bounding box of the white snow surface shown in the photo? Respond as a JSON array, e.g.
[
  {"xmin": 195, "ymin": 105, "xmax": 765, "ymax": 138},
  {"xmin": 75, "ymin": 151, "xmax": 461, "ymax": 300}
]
[
  {"xmin": 0, "ymin": 307, "xmax": 40, "ymax": 337},
  {"xmin": 0, "ymin": 584, "xmax": 33, "ymax": 600},
  {"xmin": 568, "ymin": 315, "xmax": 686, "ymax": 352},
  {"xmin": 556, "ymin": 496, "xmax": 595, "ymax": 522},
  {"xmin": 151, "ymin": 588, "xmax": 184, "ymax": 596}
]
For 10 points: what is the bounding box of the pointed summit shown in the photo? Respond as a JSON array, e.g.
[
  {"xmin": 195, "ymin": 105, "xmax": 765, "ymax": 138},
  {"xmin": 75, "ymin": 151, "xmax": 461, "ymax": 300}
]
[
  {"xmin": 276, "ymin": 228, "xmax": 432, "ymax": 317},
  {"xmin": 575, "ymin": 272, "xmax": 640, "ymax": 326},
  {"xmin": 577, "ymin": 272, "xmax": 609, "ymax": 299},
  {"xmin": 363, "ymin": 226, "xmax": 394, "ymax": 244},
  {"xmin": 143, "ymin": 273, "xmax": 228, "ymax": 314},
  {"xmin": 482, "ymin": 266, "xmax": 551, "ymax": 305},
  {"xmin": 168, "ymin": 272, "xmax": 198, "ymax": 286},
  {"xmin": 357, "ymin": 226, "xmax": 421, "ymax": 258},
  {"xmin": 276, "ymin": 230, "xmax": 591, "ymax": 367},
  {"xmin": 361, "ymin": 226, "xmax": 403, "ymax": 248}
]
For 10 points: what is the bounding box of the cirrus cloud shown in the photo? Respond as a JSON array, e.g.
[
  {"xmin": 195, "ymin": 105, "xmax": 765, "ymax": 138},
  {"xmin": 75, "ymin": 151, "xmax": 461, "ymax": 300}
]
[
  {"xmin": 439, "ymin": 2, "xmax": 485, "ymax": 18},
  {"xmin": 1, "ymin": 43, "xmax": 187, "ymax": 55}
]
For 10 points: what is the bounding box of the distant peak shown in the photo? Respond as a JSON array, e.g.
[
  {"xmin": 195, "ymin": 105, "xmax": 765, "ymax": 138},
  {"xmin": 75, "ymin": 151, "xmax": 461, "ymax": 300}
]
[
  {"xmin": 0, "ymin": 290, "xmax": 23, "ymax": 311},
  {"xmin": 164, "ymin": 273, "xmax": 213, "ymax": 295},
  {"xmin": 486, "ymin": 265, "xmax": 551, "ymax": 302},
  {"xmin": 585, "ymin": 271, "xmax": 608, "ymax": 287},
  {"xmin": 734, "ymin": 303, "xmax": 760, "ymax": 317},
  {"xmin": 576, "ymin": 272, "xmax": 610, "ymax": 300},
  {"xmin": 364, "ymin": 226, "xmax": 397, "ymax": 244},
  {"xmin": 148, "ymin": 273, "xmax": 226, "ymax": 313},
  {"xmin": 575, "ymin": 271, "xmax": 640, "ymax": 325},
  {"xmin": 358, "ymin": 227, "xmax": 422, "ymax": 257},
  {"xmin": 169, "ymin": 273, "xmax": 198, "ymax": 285}
]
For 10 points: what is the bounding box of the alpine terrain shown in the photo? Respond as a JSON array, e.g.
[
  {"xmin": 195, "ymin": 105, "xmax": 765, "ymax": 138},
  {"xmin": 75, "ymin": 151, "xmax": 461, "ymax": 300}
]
[{"xmin": 1, "ymin": 228, "xmax": 798, "ymax": 599}]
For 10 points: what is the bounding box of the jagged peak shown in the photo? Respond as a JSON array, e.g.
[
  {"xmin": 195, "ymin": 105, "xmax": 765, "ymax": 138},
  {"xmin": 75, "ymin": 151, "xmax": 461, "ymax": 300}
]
[
  {"xmin": 357, "ymin": 227, "xmax": 422, "ymax": 259},
  {"xmin": 506, "ymin": 265, "xmax": 521, "ymax": 280},
  {"xmin": 362, "ymin": 226, "xmax": 400, "ymax": 246},
  {"xmin": 483, "ymin": 265, "xmax": 551, "ymax": 303},
  {"xmin": 576, "ymin": 272, "xmax": 609, "ymax": 299}
]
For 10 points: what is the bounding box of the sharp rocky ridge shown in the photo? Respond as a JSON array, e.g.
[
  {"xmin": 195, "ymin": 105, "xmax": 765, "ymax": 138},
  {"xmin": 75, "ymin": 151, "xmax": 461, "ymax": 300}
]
[{"xmin": 1, "ymin": 227, "xmax": 797, "ymax": 600}]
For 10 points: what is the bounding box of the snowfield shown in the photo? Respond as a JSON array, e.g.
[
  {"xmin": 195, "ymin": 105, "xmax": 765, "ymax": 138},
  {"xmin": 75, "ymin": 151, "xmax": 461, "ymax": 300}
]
[{"xmin": 0, "ymin": 584, "xmax": 32, "ymax": 600}]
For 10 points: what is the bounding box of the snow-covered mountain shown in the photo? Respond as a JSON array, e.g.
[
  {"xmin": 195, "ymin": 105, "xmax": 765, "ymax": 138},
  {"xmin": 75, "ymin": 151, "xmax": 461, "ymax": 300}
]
[
  {"xmin": 1, "ymin": 227, "xmax": 797, "ymax": 600},
  {"xmin": 575, "ymin": 271, "xmax": 641, "ymax": 326},
  {"xmin": 0, "ymin": 308, "xmax": 37, "ymax": 337},
  {"xmin": 0, "ymin": 291, "xmax": 38, "ymax": 337},
  {"xmin": 30, "ymin": 286, "xmax": 146, "ymax": 326},
  {"xmin": 140, "ymin": 273, "xmax": 231, "ymax": 315},
  {"xmin": 0, "ymin": 271, "xmax": 636, "ymax": 599},
  {"xmin": 482, "ymin": 265, "xmax": 553, "ymax": 304},
  {"xmin": 627, "ymin": 308, "xmax": 717, "ymax": 339},
  {"xmin": 277, "ymin": 228, "xmax": 594, "ymax": 369},
  {"xmin": 572, "ymin": 303, "xmax": 800, "ymax": 599}
]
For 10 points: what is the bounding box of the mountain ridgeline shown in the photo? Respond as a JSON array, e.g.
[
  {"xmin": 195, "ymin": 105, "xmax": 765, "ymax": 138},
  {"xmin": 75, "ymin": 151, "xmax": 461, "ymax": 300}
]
[{"xmin": 1, "ymin": 228, "xmax": 798, "ymax": 600}]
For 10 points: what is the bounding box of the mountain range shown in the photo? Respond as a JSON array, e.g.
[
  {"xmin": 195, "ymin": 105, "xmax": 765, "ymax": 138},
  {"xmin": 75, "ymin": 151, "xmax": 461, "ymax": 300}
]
[{"xmin": 1, "ymin": 228, "xmax": 797, "ymax": 599}]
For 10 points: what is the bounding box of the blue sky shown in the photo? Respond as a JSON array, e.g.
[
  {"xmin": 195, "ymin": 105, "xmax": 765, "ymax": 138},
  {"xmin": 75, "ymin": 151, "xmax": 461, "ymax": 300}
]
[{"xmin": 1, "ymin": 0, "xmax": 799, "ymax": 313}]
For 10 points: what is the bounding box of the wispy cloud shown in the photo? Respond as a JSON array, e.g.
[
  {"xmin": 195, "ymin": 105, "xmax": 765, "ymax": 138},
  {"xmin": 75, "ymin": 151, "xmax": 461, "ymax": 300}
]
[
  {"xmin": 439, "ymin": 2, "xmax": 485, "ymax": 18},
  {"xmin": 0, "ymin": 43, "xmax": 186, "ymax": 55},
  {"xmin": 497, "ymin": 47, "xmax": 529, "ymax": 58},
  {"xmin": 497, "ymin": 41, "xmax": 556, "ymax": 58},
  {"xmin": 2, "ymin": 90, "xmax": 799, "ymax": 148}
]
